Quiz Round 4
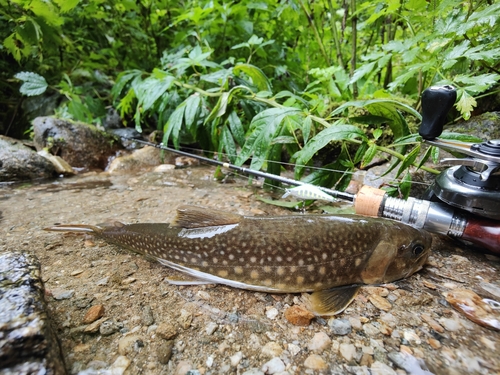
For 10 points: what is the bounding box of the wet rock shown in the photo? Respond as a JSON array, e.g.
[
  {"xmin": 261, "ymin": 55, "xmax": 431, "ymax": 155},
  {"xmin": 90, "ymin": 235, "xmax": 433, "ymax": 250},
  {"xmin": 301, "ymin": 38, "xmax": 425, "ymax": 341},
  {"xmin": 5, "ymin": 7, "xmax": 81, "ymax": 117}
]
[
  {"xmin": 108, "ymin": 146, "xmax": 175, "ymax": 173},
  {"xmin": 157, "ymin": 340, "xmax": 174, "ymax": 364},
  {"xmin": 82, "ymin": 305, "xmax": 105, "ymax": 324},
  {"xmin": 0, "ymin": 252, "xmax": 66, "ymax": 374},
  {"xmin": 0, "ymin": 135, "xmax": 55, "ymax": 182},
  {"xmin": 32, "ymin": 116, "xmax": 122, "ymax": 170},
  {"xmin": 304, "ymin": 354, "xmax": 328, "ymax": 370},
  {"xmin": 447, "ymin": 112, "xmax": 500, "ymax": 140},
  {"xmin": 37, "ymin": 149, "xmax": 74, "ymax": 175},
  {"xmin": 307, "ymin": 332, "xmax": 332, "ymax": 353},
  {"xmin": 329, "ymin": 318, "xmax": 352, "ymax": 335},
  {"xmin": 261, "ymin": 357, "xmax": 285, "ymax": 374},
  {"xmin": 284, "ymin": 305, "xmax": 314, "ymax": 326}
]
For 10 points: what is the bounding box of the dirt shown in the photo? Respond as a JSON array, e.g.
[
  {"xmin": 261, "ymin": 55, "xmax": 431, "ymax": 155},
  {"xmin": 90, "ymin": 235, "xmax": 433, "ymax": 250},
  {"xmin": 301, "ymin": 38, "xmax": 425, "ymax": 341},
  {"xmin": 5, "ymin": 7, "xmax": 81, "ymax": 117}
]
[{"xmin": 1, "ymin": 166, "xmax": 499, "ymax": 375}]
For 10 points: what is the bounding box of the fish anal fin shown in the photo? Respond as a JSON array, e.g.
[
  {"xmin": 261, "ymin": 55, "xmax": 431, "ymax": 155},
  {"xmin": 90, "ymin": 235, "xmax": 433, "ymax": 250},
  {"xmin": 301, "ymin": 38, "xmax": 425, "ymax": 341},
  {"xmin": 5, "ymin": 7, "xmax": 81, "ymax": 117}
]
[
  {"xmin": 306, "ymin": 285, "xmax": 361, "ymax": 316},
  {"xmin": 166, "ymin": 275, "xmax": 215, "ymax": 286},
  {"xmin": 172, "ymin": 205, "xmax": 242, "ymax": 228}
]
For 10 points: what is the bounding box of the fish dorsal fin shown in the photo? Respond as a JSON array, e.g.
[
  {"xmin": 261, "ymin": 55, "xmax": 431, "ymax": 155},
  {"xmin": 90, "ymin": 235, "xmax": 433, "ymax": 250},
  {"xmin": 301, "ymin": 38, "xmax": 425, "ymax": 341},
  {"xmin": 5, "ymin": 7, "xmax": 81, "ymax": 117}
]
[
  {"xmin": 172, "ymin": 205, "xmax": 242, "ymax": 228},
  {"xmin": 306, "ymin": 285, "xmax": 361, "ymax": 316}
]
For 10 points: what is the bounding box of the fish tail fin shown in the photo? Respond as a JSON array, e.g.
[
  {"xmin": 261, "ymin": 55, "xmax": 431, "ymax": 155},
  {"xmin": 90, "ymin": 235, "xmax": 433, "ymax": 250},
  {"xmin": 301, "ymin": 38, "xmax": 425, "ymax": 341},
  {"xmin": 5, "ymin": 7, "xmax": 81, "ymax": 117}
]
[{"xmin": 43, "ymin": 224, "xmax": 103, "ymax": 234}]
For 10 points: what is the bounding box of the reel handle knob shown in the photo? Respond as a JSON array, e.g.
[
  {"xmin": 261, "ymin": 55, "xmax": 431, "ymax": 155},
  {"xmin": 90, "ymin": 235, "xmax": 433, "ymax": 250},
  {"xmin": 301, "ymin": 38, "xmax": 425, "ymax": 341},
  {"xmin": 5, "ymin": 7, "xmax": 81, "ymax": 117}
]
[{"xmin": 419, "ymin": 85, "xmax": 457, "ymax": 140}]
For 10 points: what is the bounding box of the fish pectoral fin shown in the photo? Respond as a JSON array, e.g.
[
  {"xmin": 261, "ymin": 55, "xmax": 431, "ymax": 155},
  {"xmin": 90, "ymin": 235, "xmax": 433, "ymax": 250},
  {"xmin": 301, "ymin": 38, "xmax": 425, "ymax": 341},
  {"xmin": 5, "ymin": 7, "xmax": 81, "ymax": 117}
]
[
  {"xmin": 166, "ymin": 275, "xmax": 216, "ymax": 286},
  {"xmin": 306, "ymin": 285, "xmax": 361, "ymax": 316},
  {"xmin": 172, "ymin": 205, "xmax": 242, "ymax": 228}
]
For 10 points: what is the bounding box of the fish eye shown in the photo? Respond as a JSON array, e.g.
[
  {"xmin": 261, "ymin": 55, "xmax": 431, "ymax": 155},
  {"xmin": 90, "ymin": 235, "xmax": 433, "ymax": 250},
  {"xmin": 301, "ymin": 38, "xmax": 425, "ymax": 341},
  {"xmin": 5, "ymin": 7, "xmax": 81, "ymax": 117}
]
[{"xmin": 412, "ymin": 244, "xmax": 424, "ymax": 256}]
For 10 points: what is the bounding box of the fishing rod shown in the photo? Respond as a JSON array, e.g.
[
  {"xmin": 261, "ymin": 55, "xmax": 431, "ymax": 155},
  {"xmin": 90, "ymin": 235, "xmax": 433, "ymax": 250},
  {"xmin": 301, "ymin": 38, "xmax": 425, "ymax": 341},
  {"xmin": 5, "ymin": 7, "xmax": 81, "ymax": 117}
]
[
  {"xmin": 123, "ymin": 137, "xmax": 356, "ymax": 203},
  {"xmin": 123, "ymin": 86, "xmax": 500, "ymax": 254}
]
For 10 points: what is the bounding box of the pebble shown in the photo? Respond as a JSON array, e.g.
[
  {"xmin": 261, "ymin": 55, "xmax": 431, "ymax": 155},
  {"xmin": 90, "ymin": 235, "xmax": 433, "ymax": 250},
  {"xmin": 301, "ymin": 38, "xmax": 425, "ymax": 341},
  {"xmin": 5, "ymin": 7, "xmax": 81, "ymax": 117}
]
[
  {"xmin": 157, "ymin": 322, "xmax": 178, "ymax": 339},
  {"xmin": 307, "ymin": 332, "xmax": 331, "ymax": 353},
  {"xmin": 100, "ymin": 320, "xmax": 119, "ymax": 336},
  {"xmin": 174, "ymin": 361, "xmax": 192, "ymax": 375},
  {"xmin": 118, "ymin": 334, "xmax": 144, "ymax": 356},
  {"xmin": 348, "ymin": 317, "xmax": 362, "ymax": 330},
  {"xmin": 420, "ymin": 313, "xmax": 444, "ymax": 333},
  {"xmin": 142, "ymin": 305, "xmax": 155, "ymax": 326},
  {"xmin": 365, "ymin": 286, "xmax": 389, "ymax": 297},
  {"xmin": 284, "ymin": 305, "xmax": 314, "ymax": 326},
  {"xmin": 108, "ymin": 356, "xmax": 131, "ymax": 375},
  {"xmin": 157, "ymin": 340, "xmax": 174, "ymax": 364},
  {"xmin": 287, "ymin": 343, "xmax": 301, "ymax": 356},
  {"xmin": 261, "ymin": 357, "xmax": 285, "ymax": 374},
  {"xmin": 179, "ymin": 309, "xmax": 193, "ymax": 329},
  {"xmin": 363, "ymin": 323, "xmax": 380, "ymax": 336},
  {"xmin": 205, "ymin": 322, "xmax": 218, "ymax": 335},
  {"xmin": 428, "ymin": 338, "xmax": 441, "ymax": 349},
  {"xmin": 369, "ymin": 294, "xmax": 392, "ymax": 312},
  {"xmin": 261, "ymin": 341, "xmax": 283, "ymax": 358},
  {"xmin": 206, "ymin": 355, "xmax": 214, "ymax": 367},
  {"xmin": 84, "ymin": 317, "xmax": 108, "ymax": 333},
  {"xmin": 242, "ymin": 369, "xmax": 265, "ymax": 375},
  {"xmin": 439, "ymin": 317, "xmax": 462, "ymax": 332},
  {"xmin": 340, "ymin": 343, "xmax": 357, "ymax": 362},
  {"xmin": 230, "ymin": 351, "xmax": 243, "ymax": 367},
  {"xmin": 303, "ymin": 354, "xmax": 328, "ymax": 370},
  {"xmin": 82, "ymin": 305, "xmax": 105, "ymax": 324},
  {"xmin": 96, "ymin": 277, "xmax": 109, "ymax": 286},
  {"xmin": 71, "ymin": 269, "xmax": 84, "ymax": 276},
  {"xmin": 480, "ymin": 337, "xmax": 496, "ymax": 351},
  {"xmin": 153, "ymin": 164, "xmax": 176, "ymax": 172},
  {"xmin": 329, "ymin": 318, "xmax": 352, "ymax": 335},
  {"xmin": 370, "ymin": 361, "xmax": 397, "ymax": 375},
  {"xmin": 196, "ymin": 290, "xmax": 211, "ymax": 300},
  {"xmin": 121, "ymin": 277, "xmax": 136, "ymax": 285},
  {"xmin": 266, "ymin": 307, "xmax": 279, "ymax": 320},
  {"xmin": 51, "ymin": 288, "xmax": 75, "ymax": 300},
  {"xmin": 403, "ymin": 329, "xmax": 421, "ymax": 345}
]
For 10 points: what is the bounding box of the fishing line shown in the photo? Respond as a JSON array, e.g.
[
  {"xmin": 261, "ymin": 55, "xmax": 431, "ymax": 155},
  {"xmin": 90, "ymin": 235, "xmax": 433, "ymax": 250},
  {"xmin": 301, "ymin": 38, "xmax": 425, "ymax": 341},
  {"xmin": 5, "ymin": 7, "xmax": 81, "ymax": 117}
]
[{"xmin": 145, "ymin": 142, "xmax": 433, "ymax": 189}]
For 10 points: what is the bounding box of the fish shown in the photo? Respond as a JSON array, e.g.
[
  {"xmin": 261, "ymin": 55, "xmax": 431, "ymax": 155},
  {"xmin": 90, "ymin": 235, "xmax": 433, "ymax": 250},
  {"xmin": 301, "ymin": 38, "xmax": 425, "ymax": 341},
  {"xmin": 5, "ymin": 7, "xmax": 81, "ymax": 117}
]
[{"xmin": 44, "ymin": 205, "xmax": 432, "ymax": 315}]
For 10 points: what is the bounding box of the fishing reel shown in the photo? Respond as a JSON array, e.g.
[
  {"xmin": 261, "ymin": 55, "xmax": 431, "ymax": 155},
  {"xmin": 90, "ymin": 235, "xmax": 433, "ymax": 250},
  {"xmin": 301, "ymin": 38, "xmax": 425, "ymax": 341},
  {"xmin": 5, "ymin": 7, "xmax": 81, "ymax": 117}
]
[{"xmin": 419, "ymin": 85, "xmax": 500, "ymax": 221}]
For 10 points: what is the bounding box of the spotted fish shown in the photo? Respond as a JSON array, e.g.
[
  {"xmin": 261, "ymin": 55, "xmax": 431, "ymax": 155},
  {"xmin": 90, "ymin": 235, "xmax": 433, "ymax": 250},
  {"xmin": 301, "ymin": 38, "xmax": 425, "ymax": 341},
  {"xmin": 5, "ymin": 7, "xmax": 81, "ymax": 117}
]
[{"xmin": 44, "ymin": 206, "xmax": 432, "ymax": 315}]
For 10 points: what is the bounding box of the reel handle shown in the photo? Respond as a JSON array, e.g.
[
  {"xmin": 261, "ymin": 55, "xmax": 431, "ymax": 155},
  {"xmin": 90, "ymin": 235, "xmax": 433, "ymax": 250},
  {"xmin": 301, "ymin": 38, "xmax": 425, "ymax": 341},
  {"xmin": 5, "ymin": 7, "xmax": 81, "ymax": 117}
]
[
  {"xmin": 462, "ymin": 217, "xmax": 500, "ymax": 253},
  {"xmin": 419, "ymin": 85, "xmax": 457, "ymax": 140}
]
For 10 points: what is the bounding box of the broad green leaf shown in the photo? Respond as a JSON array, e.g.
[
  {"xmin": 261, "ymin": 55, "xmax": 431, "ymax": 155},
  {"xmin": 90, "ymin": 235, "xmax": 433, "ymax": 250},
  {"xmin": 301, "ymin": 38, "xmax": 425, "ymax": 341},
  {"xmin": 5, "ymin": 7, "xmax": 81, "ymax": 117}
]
[
  {"xmin": 54, "ymin": 0, "xmax": 80, "ymax": 12},
  {"xmin": 455, "ymin": 91, "xmax": 476, "ymax": 120},
  {"xmin": 439, "ymin": 132, "xmax": 483, "ymax": 143},
  {"xmin": 184, "ymin": 94, "xmax": 201, "ymax": 137},
  {"xmin": 136, "ymin": 74, "xmax": 175, "ymax": 111},
  {"xmin": 271, "ymin": 136, "xmax": 296, "ymax": 145},
  {"xmin": 361, "ymin": 143, "xmax": 378, "ymax": 168},
  {"xmin": 228, "ymin": 111, "xmax": 246, "ymax": 146},
  {"xmin": 292, "ymin": 122, "xmax": 367, "ymax": 177},
  {"xmin": 431, "ymin": 146, "xmax": 440, "ymax": 164},
  {"xmin": 391, "ymin": 133, "xmax": 422, "ymax": 147},
  {"xmin": 163, "ymin": 102, "xmax": 186, "ymax": 148},
  {"xmin": 399, "ymin": 173, "xmax": 412, "ymax": 199},
  {"xmin": 416, "ymin": 145, "xmax": 433, "ymax": 170},
  {"xmin": 235, "ymin": 107, "xmax": 301, "ymax": 170},
  {"xmin": 15, "ymin": 72, "xmax": 48, "ymax": 96},
  {"xmin": 112, "ymin": 70, "xmax": 143, "ymax": 99},
  {"xmin": 233, "ymin": 63, "xmax": 272, "ymax": 92},
  {"xmin": 302, "ymin": 116, "xmax": 312, "ymax": 144},
  {"xmin": 396, "ymin": 144, "xmax": 420, "ymax": 179},
  {"xmin": 220, "ymin": 125, "xmax": 237, "ymax": 163},
  {"xmin": 454, "ymin": 74, "xmax": 500, "ymax": 95}
]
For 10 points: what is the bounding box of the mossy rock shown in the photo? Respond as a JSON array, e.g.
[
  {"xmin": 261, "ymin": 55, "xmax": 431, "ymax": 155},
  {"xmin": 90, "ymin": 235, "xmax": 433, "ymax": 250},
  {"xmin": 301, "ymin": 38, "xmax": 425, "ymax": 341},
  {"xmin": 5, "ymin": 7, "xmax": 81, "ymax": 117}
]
[{"xmin": 33, "ymin": 116, "xmax": 122, "ymax": 170}]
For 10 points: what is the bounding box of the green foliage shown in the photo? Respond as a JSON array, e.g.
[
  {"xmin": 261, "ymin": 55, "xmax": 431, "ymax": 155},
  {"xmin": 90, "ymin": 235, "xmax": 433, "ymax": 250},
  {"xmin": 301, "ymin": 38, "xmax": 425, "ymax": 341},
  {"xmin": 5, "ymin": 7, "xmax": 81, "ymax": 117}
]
[{"xmin": 4, "ymin": 0, "xmax": 500, "ymax": 194}]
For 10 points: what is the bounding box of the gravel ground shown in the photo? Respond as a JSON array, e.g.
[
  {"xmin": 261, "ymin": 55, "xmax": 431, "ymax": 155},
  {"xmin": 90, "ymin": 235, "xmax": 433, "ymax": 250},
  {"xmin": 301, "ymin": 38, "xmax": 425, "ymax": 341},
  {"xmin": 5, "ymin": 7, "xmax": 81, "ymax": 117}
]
[{"xmin": 1, "ymin": 166, "xmax": 499, "ymax": 375}]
